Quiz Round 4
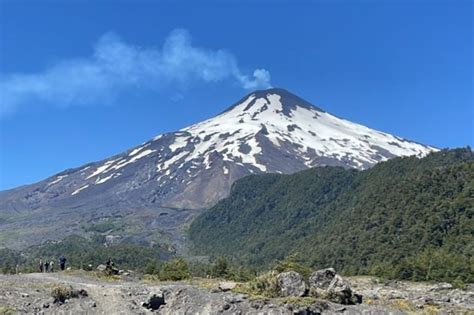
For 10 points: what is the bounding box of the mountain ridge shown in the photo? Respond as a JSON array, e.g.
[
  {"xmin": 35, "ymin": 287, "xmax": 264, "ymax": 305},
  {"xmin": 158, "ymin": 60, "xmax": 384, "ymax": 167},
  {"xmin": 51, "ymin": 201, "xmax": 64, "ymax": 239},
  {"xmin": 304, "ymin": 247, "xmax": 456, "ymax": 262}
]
[{"xmin": 0, "ymin": 88, "xmax": 437, "ymax": 249}]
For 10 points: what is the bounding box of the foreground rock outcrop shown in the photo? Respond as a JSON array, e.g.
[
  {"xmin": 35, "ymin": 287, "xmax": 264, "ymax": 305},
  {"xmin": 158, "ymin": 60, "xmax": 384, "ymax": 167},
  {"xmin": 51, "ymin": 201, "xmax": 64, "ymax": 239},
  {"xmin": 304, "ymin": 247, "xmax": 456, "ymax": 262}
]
[
  {"xmin": 309, "ymin": 268, "xmax": 362, "ymax": 304},
  {"xmin": 252, "ymin": 268, "xmax": 362, "ymax": 305},
  {"xmin": 0, "ymin": 271, "xmax": 472, "ymax": 314},
  {"xmin": 277, "ymin": 271, "xmax": 307, "ymax": 297}
]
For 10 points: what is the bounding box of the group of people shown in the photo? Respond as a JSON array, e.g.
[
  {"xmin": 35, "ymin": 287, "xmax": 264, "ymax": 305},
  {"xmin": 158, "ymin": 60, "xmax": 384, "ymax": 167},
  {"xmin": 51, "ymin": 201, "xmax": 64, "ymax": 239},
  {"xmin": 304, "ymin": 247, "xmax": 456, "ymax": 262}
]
[{"xmin": 39, "ymin": 256, "xmax": 67, "ymax": 272}]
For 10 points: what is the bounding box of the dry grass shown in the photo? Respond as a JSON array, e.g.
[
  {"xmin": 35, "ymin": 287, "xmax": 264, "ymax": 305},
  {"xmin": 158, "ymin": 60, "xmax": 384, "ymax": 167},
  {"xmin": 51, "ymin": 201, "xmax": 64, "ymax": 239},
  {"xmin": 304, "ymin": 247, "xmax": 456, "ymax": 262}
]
[
  {"xmin": 421, "ymin": 305, "xmax": 442, "ymax": 315},
  {"xmin": 364, "ymin": 298, "xmax": 377, "ymax": 305},
  {"xmin": 278, "ymin": 296, "xmax": 319, "ymax": 306},
  {"xmin": 0, "ymin": 306, "xmax": 16, "ymax": 315},
  {"xmin": 91, "ymin": 271, "xmax": 121, "ymax": 282},
  {"xmin": 232, "ymin": 271, "xmax": 280, "ymax": 298},
  {"xmin": 142, "ymin": 274, "xmax": 160, "ymax": 284},
  {"xmin": 389, "ymin": 299, "xmax": 417, "ymax": 312},
  {"xmin": 51, "ymin": 284, "xmax": 87, "ymax": 303},
  {"xmin": 186, "ymin": 277, "xmax": 223, "ymax": 289},
  {"xmin": 51, "ymin": 285, "xmax": 77, "ymax": 303}
]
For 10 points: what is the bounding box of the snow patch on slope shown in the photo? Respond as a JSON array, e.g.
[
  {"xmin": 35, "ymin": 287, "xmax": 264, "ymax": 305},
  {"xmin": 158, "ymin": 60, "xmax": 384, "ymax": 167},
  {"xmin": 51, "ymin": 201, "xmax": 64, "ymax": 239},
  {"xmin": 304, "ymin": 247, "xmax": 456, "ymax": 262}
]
[
  {"xmin": 47, "ymin": 175, "xmax": 68, "ymax": 186},
  {"xmin": 71, "ymin": 184, "xmax": 89, "ymax": 196}
]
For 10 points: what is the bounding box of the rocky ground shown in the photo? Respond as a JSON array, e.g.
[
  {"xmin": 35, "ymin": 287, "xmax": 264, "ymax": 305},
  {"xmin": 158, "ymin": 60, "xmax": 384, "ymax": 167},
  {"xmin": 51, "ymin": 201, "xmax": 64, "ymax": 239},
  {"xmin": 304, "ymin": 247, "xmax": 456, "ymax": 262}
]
[{"xmin": 0, "ymin": 271, "xmax": 472, "ymax": 314}]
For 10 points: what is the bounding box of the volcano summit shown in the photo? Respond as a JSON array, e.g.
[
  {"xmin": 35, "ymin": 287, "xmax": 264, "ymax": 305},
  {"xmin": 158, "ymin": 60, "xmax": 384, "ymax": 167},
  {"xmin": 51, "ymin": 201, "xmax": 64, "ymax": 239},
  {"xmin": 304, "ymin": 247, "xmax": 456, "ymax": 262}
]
[{"xmin": 0, "ymin": 88, "xmax": 437, "ymax": 248}]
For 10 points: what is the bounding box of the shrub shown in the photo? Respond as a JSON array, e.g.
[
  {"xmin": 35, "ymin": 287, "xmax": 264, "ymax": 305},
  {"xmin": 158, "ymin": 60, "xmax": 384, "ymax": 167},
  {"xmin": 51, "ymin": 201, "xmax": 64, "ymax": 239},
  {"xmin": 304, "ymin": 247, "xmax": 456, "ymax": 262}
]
[
  {"xmin": 210, "ymin": 256, "xmax": 230, "ymax": 278},
  {"xmin": 51, "ymin": 285, "xmax": 75, "ymax": 303},
  {"xmin": 51, "ymin": 285, "xmax": 87, "ymax": 303},
  {"xmin": 145, "ymin": 260, "xmax": 161, "ymax": 275},
  {"xmin": 273, "ymin": 253, "xmax": 312, "ymax": 280},
  {"xmin": 236, "ymin": 271, "xmax": 280, "ymax": 298},
  {"xmin": 159, "ymin": 258, "xmax": 191, "ymax": 281}
]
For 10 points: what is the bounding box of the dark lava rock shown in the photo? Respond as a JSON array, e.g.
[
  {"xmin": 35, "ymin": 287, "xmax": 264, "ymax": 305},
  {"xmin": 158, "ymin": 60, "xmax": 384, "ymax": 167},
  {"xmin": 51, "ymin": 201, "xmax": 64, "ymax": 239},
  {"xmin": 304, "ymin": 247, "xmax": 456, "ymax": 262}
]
[{"xmin": 142, "ymin": 293, "xmax": 165, "ymax": 310}]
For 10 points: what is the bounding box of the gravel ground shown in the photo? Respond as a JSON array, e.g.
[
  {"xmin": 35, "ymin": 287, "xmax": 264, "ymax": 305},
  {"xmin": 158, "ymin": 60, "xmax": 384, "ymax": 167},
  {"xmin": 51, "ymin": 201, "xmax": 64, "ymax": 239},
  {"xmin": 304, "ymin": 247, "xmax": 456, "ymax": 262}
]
[{"xmin": 0, "ymin": 272, "xmax": 472, "ymax": 314}]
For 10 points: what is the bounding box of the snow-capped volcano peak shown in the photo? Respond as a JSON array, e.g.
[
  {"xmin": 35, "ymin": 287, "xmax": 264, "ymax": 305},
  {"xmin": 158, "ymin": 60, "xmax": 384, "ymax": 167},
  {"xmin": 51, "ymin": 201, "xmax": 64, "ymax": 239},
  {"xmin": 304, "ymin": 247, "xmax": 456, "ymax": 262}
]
[
  {"xmin": 221, "ymin": 88, "xmax": 324, "ymax": 116},
  {"xmin": 2, "ymin": 88, "xmax": 438, "ymax": 212},
  {"xmin": 174, "ymin": 88, "xmax": 435, "ymax": 173}
]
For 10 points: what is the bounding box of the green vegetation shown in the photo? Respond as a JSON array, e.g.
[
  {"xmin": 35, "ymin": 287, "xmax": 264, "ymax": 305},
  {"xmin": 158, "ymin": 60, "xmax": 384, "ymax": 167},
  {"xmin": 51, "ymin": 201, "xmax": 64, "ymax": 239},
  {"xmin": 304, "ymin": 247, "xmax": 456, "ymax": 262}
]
[
  {"xmin": 0, "ymin": 234, "xmax": 169, "ymax": 273},
  {"xmin": 0, "ymin": 248, "xmax": 25, "ymax": 274},
  {"xmin": 190, "ymin": 148, "xmax": 474, "ymax": 283},
  {"xmin": 51, "ymin": 284, "xmax": 86, "ymax": 303},
  {"xmin": 0, "ymin": 306, "xmax": 17, "ymax": 315},
  {"xmin": 234, "ymin": 271, "xmax": 280, "ymax": 298},
  {"xmin": 143, "ymin": 256, "xmax": 256, "ymax": 282},
  {"xmin": 273, "ymin": 253, "xmax": 312, "ymax": 280},
  {"xmin": 81, "ymin": 221, "xmax": 117, "ymax": 233},
  {"xmin": 158, "ymin": 258, "xmax": 191, "ymax": 281}
]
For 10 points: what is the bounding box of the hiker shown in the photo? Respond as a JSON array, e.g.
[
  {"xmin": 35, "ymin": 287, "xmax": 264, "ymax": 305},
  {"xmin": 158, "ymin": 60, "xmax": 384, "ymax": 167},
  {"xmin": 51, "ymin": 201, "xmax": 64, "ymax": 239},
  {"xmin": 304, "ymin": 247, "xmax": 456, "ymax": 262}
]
[
  {"xmin": 39, "ymin": 259, "xmax": 44, "ymax": 273},
  {"xmin": 44, "ymin": 260, "xmax": 50, "ymax": 272},
  {"xmin": 59, "ymin": 256, "xmax": 67, "ymax": 271},
  {"xmin": 50, "ymin": 260, "xmax": 55, "ymax": 272},
  {"xmin": 106, "ymin": 257, "xmax": 114, "ymax": 267},
  {"xmin": 15, "ymin": 264, "xmax": 19, "ymax": 275}
]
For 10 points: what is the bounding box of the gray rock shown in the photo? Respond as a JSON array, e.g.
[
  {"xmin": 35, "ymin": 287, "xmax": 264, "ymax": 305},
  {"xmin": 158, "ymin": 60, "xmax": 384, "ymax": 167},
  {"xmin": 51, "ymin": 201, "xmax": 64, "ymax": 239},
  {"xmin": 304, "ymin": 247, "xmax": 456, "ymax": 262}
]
[
  {"xmin": 388, "ymin": 291, "xmax": 407, "ymax": 300},
  {"xmin": 218, "ymin": 281, "xmax": 236, "ymax": 292},
  {"xmin": 293, "ymin": 301, "xmax": 329, "ymax": 315},
  {"xmin": 250, "ymin": 300, "xmax": 265, "ymax": 310},
  {"xmin": 430, "ymin": 282, "xmax": 454, "ymax": 291},
  {"xmin": 277, "ymin": 271, "xmax": 307, "ymax": 297},
  {"xmin": 308, "ymin": 268, "xmax": 362, "ymax": 305},
  {"xmin": 309, "ymin": 268, "xmax": 337, "ymax": 290},
  {"xmin": 224, "ymin": 294, "xmax": 246, "ymax": 304},
  {"xmin": 97, "ymin": 264, "xmax": 119, "ymax": 275}
]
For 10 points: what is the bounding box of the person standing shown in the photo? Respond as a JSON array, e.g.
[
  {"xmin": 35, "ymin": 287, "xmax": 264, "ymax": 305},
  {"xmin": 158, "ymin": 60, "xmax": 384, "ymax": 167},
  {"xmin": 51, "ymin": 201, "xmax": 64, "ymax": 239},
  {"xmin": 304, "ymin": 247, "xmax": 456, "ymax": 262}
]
[
  {"xmin": 50, "ymin": 260, "xmax": 55, "ymax": 272},
  {"xmin": 44, "ymin": 260, "xmax": 50, "ymax": 272},
  {"xmin": 59, "ymin": 256, "xmax": 66, "ymax": 271},
  {"xmin": 39, "ymin": 259, "xmax": 44, "ymax": 273}
]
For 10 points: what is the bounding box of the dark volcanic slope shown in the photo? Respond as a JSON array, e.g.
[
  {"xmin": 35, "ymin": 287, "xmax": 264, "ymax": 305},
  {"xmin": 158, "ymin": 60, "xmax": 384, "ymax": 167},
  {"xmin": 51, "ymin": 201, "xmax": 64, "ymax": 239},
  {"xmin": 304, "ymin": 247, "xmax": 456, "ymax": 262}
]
[{"xmin": 0, "ymin": 88, "xmax": 435, "ymax": 213}]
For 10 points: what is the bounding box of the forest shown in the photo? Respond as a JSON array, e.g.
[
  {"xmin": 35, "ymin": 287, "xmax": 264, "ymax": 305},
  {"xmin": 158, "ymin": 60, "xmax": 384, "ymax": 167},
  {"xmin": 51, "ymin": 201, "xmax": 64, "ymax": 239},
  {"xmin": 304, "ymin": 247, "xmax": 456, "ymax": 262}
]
[{"xmin": 189, "ymin": 148, "xmax": 474, "ymax": 283}]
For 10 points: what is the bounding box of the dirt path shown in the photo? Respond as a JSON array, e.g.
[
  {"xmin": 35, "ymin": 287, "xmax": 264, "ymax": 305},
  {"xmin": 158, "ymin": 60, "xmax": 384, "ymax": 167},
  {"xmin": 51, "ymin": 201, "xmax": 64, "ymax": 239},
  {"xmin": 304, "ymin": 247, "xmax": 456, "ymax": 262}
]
[
  {"xmin": 24, "ymin": 272, "xmax": 133, "ymax": 314},
  {"xmin": 0, "ymin": 272, "xmax": 161, "ymax": 314}
]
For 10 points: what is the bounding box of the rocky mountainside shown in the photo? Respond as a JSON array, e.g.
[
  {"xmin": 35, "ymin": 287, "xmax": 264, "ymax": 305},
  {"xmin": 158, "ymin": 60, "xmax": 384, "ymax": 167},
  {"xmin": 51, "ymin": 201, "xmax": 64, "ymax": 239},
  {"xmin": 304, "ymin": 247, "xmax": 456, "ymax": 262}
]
[
  {"xmin": 0, "ymin": 88, "xmax": 436, "ymax": 213},
  {"xmin": 0, "ymin": 88, "xmax": 437, "ymax": 249}
]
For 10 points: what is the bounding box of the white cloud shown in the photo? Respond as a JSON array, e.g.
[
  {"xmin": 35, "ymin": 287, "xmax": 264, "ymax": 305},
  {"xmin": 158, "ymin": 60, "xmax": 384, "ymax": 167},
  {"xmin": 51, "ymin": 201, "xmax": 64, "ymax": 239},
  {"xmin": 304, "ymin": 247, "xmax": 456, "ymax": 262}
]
[{"xmin": 0, "ymin": 29, "xmax": 272, "ymax": 116}]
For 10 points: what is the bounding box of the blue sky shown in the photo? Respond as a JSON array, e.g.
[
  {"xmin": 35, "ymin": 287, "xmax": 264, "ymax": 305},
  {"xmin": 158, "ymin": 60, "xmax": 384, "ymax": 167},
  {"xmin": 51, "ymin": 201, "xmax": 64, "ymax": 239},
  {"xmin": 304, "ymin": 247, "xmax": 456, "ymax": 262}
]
[{"xmin": 0, "ymin": 0, "xmax": 472, "ymax": 190}]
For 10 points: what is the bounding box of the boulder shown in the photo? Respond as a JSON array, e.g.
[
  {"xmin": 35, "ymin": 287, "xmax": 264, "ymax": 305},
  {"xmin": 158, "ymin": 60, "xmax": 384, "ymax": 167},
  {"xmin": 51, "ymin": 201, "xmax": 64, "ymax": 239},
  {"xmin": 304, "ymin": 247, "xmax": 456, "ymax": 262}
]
[
  {"xmin": 289, "ymin": 300, "xmax": 329, "ymax": 315},
  {"xmin": 309, "ymin": 268, "xmax": 362, "ymax": 305},
  {"xmin": 277, "ymin": 271, "xmax": 307, "ymax": 297},
  {"xmin": 218, "ymin": 281, "xmax": 236, "ymax": 292},
  {"xmin": 430, "ymin": 282, "xmax": 453, "ymax": 291},
  {"xmin": 224, "ymin": 293, "xmax": 246, "ymax": 303},
  {"xmin": 97, "ymin": 264, "xmax": 119, "ymax": 275},
  {"xmin": 142, "ymin": 293, "xmax": 165, "ymax": 310},
  {"xmin": 308, "ymin": 268, "xmax": 336, "ymax": 290}
]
